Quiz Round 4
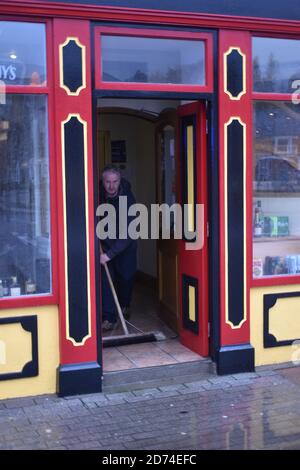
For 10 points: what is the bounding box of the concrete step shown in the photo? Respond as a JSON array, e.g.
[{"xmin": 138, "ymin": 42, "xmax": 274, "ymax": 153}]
[{"xmin": 102, "ymin": 359, "xmax": 216, "ymax": 393}]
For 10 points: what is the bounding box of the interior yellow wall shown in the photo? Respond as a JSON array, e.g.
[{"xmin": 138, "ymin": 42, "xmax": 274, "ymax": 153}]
[
  {"xmin": 0, "ymin": 306, "xmax": 59, "ymax": 400},
  {"xmin": 250, "ymin": 284, "xmax": 300, "ymax": 366}
]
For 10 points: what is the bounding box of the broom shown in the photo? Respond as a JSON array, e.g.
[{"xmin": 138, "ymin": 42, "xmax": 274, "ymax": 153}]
[{"xmin": 100, "ymin": 244, "xmax": 157, "ymax": 347}]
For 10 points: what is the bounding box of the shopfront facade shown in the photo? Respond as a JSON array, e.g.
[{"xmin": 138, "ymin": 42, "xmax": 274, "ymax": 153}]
[{"xmin": 1, "ymin": 0, "xmax": 300, "ymax": 398}]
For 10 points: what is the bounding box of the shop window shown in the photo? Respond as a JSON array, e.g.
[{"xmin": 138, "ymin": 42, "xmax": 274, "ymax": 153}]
[
  {"xmin": 0, "ymin": 95, "xmax": 51, "ymax": 297},
  {"xmin": 0, "ymin": 21, "xmax": 46, "ymax": 86},
  {"xmin": 253, "ymin": 101, "xmax": 300, "ymax": 278},
  {"xmin": 253, "ymin": 37, "xmax": 300, "ymax": 94}
]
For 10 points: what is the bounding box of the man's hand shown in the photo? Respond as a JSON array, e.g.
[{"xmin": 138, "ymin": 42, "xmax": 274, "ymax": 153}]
[{"xmin": 100, "ymin": 253, "xmax": 110, "ymax": 265}]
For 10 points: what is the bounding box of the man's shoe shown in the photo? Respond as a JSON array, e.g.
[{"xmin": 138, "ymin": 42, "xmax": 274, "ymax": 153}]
[
  {"xmin": 122, "ymin": 307, "xmax": 131, "ymax": 320},
  {"xmin": 102, "ymin": 320, "xmax": 116, "ymax": 331}
]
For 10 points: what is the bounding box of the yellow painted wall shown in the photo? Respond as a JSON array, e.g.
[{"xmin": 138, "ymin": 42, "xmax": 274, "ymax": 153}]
[
  {"xmin": 251, "ymin": 284, "xmax": 300, "ymax": 366},
  {"xmin": 0, "ymin": 306, "xmax": 59, "ymax": 400}
]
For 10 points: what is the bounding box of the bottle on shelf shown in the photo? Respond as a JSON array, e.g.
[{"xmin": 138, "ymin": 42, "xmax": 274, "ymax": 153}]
[
  {"xmin": 253, "ymin": 200, "xmax": 264, "ymax": 237},
  {"xmin": 25, "ymin": 279, "xmax": 36, "ymax": 295},
  {"xmin": 2, "ymin": 279, "xmax": 9, "ymax": 296},
  {"xmin": 9, "ymin": 276, "xmax": 21, "ymax": 297}
]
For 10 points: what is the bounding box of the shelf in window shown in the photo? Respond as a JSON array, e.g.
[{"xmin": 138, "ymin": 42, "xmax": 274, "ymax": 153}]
[
  {"xmin": 253, "ymin": 235, "xmax": 300, "ymax": 243},
  {"xmin": 254, "ymin": 191, "xmax": 300, "ymax": 198}
]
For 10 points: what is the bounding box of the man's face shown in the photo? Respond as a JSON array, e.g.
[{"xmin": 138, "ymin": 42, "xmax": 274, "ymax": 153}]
[{"xmin": 103, "ymin": 171, "xmax": 121, "ymax": 197}]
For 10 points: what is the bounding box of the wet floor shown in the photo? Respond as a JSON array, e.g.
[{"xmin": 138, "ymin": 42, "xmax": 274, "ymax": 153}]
[{"xmin": 0, "ymin": 364, "xmax": 300, "ymax": 449}]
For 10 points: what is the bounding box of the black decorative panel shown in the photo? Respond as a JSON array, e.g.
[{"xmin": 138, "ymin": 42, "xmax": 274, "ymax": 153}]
[
  {"xmin": 182, "ymin": 274, "xmax": 199, "ymax": 334},
  {"xmin": 0, "ymin": 316, "xmax": 38, "ymax": 381},
  {"xmin": 61, "ymin": 39, "xmax": 84, "ymax": 94},
  {"xmin": 226, "ymin": 48, "xmax": 244, "ymax": 99},
  {"xmin": 64, "ymin": 116, "xmax": 89, "ymax": 343},
  {"xmin": 227, "ymin": 119, "xmax": 245, "ymax": 327},
  {"xmin": 264, "ymin": 291, "xmax": 300, "ymax": 348}
]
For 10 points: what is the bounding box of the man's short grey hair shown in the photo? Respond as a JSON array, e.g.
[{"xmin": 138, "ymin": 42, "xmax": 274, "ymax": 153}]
[{"xmin": 102, "ymin": 164, "xmax": 121, "ymax": 179}]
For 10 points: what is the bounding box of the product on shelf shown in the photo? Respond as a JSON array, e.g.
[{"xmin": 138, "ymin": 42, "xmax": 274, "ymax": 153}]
[
  {"xmin": 9, "ymin": 276, "xmax": 21, "ymax": 296},
  {"xmin": 263, "ymin": 215, "xmax": 289, "ymax": 237},
  {"xmin": 253, "ymin": 258, "xmax": 263, "ymax": 277},
  {"xmin": 262, "ymin": 254, "xmax": 300, "ymax": 275},
  {"xmin": 253, "ymin": 200, "xmax": 264, "ymax": 237}
]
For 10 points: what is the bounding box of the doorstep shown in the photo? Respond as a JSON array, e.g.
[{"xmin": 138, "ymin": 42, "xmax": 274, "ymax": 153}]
[{"xmin": 102, "ymin": 358, "xmax": 216, "ymax": 393}]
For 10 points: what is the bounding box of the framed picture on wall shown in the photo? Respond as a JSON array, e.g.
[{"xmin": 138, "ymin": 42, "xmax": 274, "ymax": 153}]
[{"xmin": 111, "ymin": 140, "xmax": 127, "ymax": 163}]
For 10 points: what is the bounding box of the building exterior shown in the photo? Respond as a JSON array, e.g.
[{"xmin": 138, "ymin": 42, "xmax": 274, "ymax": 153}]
[{"xmin": 1, "ymin": 0, "xmax": 300, "ymax": 399}]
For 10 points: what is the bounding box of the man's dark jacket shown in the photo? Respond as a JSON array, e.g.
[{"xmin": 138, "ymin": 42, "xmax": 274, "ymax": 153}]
[{"xmin": 99, "ymin": 178, "xmax": 137, "ymax": 279}]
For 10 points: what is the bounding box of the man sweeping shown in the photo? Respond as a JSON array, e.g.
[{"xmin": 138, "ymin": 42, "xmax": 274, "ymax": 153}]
[{"xmin": 99, "ymin": 165, "xmax": 137, "ymax": 331}]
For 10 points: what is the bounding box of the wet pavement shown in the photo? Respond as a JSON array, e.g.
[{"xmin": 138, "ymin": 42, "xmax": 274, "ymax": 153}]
[{"xmin": 0, "ymin": 364, "xmax": 300, "ymax": 450}]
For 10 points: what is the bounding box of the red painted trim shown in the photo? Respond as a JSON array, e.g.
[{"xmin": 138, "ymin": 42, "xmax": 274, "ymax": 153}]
[
  {"xmin": 246, "ymin": 31, "xmax": 254, "ymax": 347},
  {"xmin": 253, "ymin": 31, "xmax": 300, "ymax": 40},
  {"xmin": 251, "ymin": 276, "xmax": 300, "ymax": 287},
  {"xmin": 94, "ymin": 26, "xmax": 213, "ymax": 93},
  {"xmin": 0, "ymin": 295, "xmax": 57, "ymax": 309},
  {"xmin": 252, "ymin": 93, "xmax": 295, "ymax": 101},
  {"xmin": 47, "ymin": 19, "xmax": 59, "ymax": 306},
  {"xmin": 52, "ymin": 19, "xmax": 97, "ymax": 365},
  {"xmin": 1, "ymin": 1, "xmax": 300, "ymax": 34},
  {"xmin": 3, "ymin": 86, "xmax": 49, "ymax": 94},
  {"xmin": 219, "ymin": 30, "xmax": 252, "ymax": 347}
]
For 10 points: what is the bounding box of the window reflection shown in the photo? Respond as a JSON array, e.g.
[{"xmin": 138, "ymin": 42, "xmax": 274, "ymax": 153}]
[
  {"xmin": 0, "ymin": 21, "xmax": 46, "ymax": 86},
  {"xmin": 101, "ymin": 36, "xmax": 205, "ymax": 85},
  {"xmin": 0, "ymin": 95, "xmax": 51, "ymax": 297},
  {"xmin": 253, "ymin": 37, "xmax": 300, "ymax": 93}
]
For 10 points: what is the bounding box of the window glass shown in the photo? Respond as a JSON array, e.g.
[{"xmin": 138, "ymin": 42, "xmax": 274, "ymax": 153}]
[
  {"xmin": 253, "ymin": 101, "xmax": 300, "ymax": 278},
  {"xmin": 0, "ymin": 21, "xmax": 46, "ymax": 86},
  {"xmin": 159, "ymin": 125, "xmax": 176, "ymax": 231},
  {"xmin": 101, "ymin": 35, "xmax": 205, "ymax": 85},
  {"xmin": 0, "ymin": 95, "xmax": 51, "ymax": 297},
  {"xmin": 253, "ymin": 37, "xmax": 300, "ymax": 93}
]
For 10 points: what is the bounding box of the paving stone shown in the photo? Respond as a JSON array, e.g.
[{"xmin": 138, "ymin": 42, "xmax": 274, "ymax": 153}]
[{"xmin": 1, "ymin": 364, "xmax": 300, "ymax": 450}]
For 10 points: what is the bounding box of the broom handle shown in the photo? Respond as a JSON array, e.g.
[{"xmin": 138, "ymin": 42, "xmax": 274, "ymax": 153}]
[{"xmin": 100, "ymin": 244, "xmax": 129, "ymax": 335}]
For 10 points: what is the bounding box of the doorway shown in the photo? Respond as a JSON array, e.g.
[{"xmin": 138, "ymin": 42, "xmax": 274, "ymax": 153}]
[{"xmin": 96, "ymin": 98, "xmax": 209, "ymax": 372}]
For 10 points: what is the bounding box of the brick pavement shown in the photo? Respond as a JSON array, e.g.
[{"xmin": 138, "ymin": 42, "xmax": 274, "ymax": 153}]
[{"xmin": 0, "ymin": 365, "xmax": 300, "ymax": 450}]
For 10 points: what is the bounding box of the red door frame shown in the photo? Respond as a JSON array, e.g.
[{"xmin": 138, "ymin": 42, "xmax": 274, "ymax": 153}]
[{"xmin": 177, "ymin": 102, "xmax": 209, "ymax": 356}]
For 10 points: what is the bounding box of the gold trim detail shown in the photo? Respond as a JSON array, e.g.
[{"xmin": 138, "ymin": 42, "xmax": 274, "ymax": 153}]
[
  {"xmin": 188, "ymin": 285, "xmax": 196, "ymax": 322},
  {"xmin": 187, "ymin": 125, "xmax": 195, "ymax": 232},
  {"xmin": 224, "ymin": 47, "xmax": 246, "ymax": 101},
  {"xmin": 224, "ymin": 117, "xmax": 247, "ymax": 329},
  {"xmin": 61, "ymin": 114, "xmax": 91, "ymax": 346},
  {"xmin": 59, "ymin": 37, "xmax": 86, "ymax": 96}
]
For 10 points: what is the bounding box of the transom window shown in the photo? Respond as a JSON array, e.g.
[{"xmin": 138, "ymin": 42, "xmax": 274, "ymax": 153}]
[
  {"xmin": 94, "ymin": 27, "xmax": 213, "ymax": 93},
  {"xmin": 0, "ymin": 21, "xmax": 46, "ymax": 86}
]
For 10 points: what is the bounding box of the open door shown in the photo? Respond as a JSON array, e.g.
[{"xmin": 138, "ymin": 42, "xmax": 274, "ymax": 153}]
[
  {"xmin": 156, "ymin": 110, "xmax": 179, "ymax": 333},
  {"xmin": 177, "ymin": 102, "xmax": 209, "ymax": 356}
]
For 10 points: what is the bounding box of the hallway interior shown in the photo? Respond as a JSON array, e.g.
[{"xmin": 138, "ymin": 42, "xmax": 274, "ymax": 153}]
[{"xmin": 102, "ymin": 281, "xmax": 203, "ymax": 372}]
